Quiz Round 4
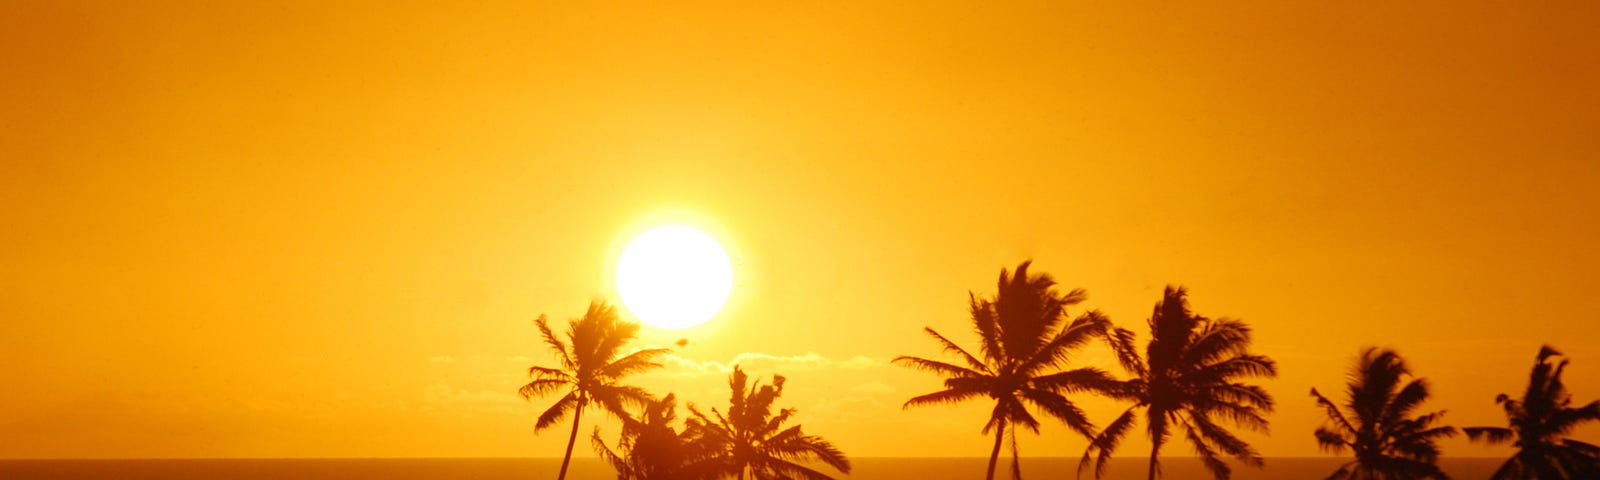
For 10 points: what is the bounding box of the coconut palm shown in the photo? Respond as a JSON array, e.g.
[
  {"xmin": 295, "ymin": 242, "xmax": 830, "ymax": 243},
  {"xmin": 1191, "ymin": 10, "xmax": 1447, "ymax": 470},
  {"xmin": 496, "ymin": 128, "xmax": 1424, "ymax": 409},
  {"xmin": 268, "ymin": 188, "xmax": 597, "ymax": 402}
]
[
  {"xmin": 685, "ymin": 366, "xmax": 851, "ymax": 480},
  {"xmin": 1082, "ymin": 286, "xmax": 1278, "ymax": 480},
  {"xmin": 895, "ymin": 261, "xmax": 1123, "ymax": 480},
  {"xmin": 593, "ymin": 393, "xmax": 717, "ymax": 480},
  {"xmin": 1464, "ymin": 345, "xmax": 1600, "ymax": 479},
  {"xmin": 1310, "ymin": 348, "xmax": 1457, "ymax": 479},
  {"xmin": 519, "ymin": 300, "xmax": 670, "ymax": 480}
]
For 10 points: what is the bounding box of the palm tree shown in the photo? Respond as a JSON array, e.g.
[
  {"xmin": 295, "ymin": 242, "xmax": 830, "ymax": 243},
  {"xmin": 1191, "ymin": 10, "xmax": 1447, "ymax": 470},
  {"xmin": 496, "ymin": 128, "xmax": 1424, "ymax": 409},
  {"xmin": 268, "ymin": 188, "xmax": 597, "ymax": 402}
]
[
  {"xmin": 593, "ymin": 393, "xmax": 717, "ymax": 480},
  {"xmin": 1310, "ymin": 347, "xmax": 1457, "ymax": 479},
  {"xmin": 519, "ymin": 300, "xmax": 670, "ymax": 480},
  {"xmin": 894, "ymin": 261, "xmax": 1122, "ymax": 480},
  {"xmin": 685, "ymin": 366, "xmax": 851, "ymax": 480},
  {"xmin": 1464, "ymin": 345, "xmax": 1600, "ymax": 479},
  {"xmin": 1082, "ymin": 286, "xmax": 1278, "ymax": 480}
]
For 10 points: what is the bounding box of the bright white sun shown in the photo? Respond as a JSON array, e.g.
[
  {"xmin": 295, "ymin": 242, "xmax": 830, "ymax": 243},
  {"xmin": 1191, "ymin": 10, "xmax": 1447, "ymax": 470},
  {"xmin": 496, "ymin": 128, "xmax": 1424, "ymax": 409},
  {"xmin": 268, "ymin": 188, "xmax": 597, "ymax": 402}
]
[{"xmin": 615, "ymin": 225, "xmax": 733, "ymax": 329}]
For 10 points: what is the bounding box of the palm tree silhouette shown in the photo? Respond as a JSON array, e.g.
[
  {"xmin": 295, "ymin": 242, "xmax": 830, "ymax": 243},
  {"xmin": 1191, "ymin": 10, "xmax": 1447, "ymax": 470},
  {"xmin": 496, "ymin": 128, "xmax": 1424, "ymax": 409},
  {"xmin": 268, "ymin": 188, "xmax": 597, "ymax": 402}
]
[
  {"xmin": 1310, "ymin": 347, "xmax": 1457, "ymax": 479},
  {"xmin": 1082, "ymin": 286, "xmax": 1278, "ymax": 480},
  {"xmin": 592, "ymin": 393, "xmax": 717, "ymax": 480},
  {"xmin": 685, "ymin": 366, "xmax": 851, "ymax": 480},
  {"xmin": 519, "ymin": 300, "xmax": 670, "ymax": 480},
  {"xmin": 1464, "ymin": 345, "xmax": 1600, "ymax": 479},
  {"xmin": 895, "ymin": 261, "xmax": 1122, "ymax": 480}
]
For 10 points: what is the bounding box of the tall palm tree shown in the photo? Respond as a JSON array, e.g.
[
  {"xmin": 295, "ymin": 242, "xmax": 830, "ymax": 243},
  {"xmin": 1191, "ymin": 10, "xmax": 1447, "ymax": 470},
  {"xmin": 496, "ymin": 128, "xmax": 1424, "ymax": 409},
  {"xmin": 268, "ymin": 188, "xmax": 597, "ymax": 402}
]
[
  {"xmin": 1310, "ymin": 348, "xmax": 1457, "ymax": 479},
  {"xmin": 593, "ymin": 393, "xmax": 717, "ymax": 480},
  {"xmin": 685, "ymin": 366, "xmax": 851, "ymax": 480},
  {"xmin": 519, "ymin": 300, "xmax": 670, "ymax": 480},
  {"xmin": 1082, "ymin": 286, "xmax": 1278, "ymax": 480},
  {"xmin": 894, "ymin": 261, "xmax": 1122, "ymax": 480},
  {"xmin": 1464, "ymin": 345, "xmax": 1600, "ymax": 479}
]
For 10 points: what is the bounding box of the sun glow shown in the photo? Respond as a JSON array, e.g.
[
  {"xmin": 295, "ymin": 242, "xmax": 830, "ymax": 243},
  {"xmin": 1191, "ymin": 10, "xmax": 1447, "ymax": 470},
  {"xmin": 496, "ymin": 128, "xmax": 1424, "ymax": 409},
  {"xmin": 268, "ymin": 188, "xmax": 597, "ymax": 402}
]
[{"xmin": 614, "ymin": 225, "xmax": 734, "ymax": 329}]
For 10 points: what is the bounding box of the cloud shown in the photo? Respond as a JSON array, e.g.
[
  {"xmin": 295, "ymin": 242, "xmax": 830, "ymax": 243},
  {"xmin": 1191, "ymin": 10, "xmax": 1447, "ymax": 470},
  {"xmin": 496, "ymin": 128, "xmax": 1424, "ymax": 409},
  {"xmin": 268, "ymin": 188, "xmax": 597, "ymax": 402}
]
[
  {"xmin": 813, "ymin": 395, "xmax": 891, "ymax": 419},
  {"xmin": 660, "ymin": 351, "xmax": 884, "ymax": 376},
  {"xmin": 419, "ymin": 383, "xmax": 520, "ymax": 416}
]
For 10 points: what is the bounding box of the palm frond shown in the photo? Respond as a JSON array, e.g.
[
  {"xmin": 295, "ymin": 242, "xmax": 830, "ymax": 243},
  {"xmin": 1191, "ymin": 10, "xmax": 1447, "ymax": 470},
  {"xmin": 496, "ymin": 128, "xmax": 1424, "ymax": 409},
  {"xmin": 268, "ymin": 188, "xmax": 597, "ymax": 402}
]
[
  {"xmin": 591, "ymin": 426, "xmax": 631, "ymax": 474},
  {"xmin": 1182, "ymin": 318, "xmax": 1255, "ymax": 367},
  {"xmin": 1029, "ymin": 366, "xmax": 1119, "ymax": 395},
  {"xmin": 1549, "ymin": 400, "xmax": 1600, "ymax": 434},
  {"xmin": 534, "ymin": 315, "xmax": 574, "ymax": 369},
  {"xmin": 588, "ymin": 384, "xmax": 654, "ymax": 418},
  {"xmin": 760, "ymin": 408, "xmax": 797, "ymax": 438},
  {"xmin": 1104, "ymin": 323, "xmax": 1146, "ymax": 377},
  {"xmin": 1189, "ymin": 413, "xmax": 1264, "ymax": 465},
  {"xmin": 598, "ymin": 347, "xmax": 669, "ymax": 380},
  {"xmin": 1192, "ymin": 395, "xmax": 1271, "ymax": 433},
  {"xmin": 1314, "ymin": 427, "xmax": 1350, "ymax": 454},
  {"xmin": 518, "ymin": 378, "xmax": 570, "ymax": 400},
  {"xmin": 764, "ymin": 458, "xmax": 842, "ymax": 480},
  {"xmin": 994, "ymin": 260, "xmax": 1070, "ymax": 363},
  {"xmin": 1015, "ymin": 310, "xmax": 1106, "ymax": 376},
  {"xmin": 1001, "ymin": 396, "xmax": 1041, "ymax": 434},
  {"xmin": 1081, "ymin": 407, "xmax": 1139, "ymax": 479},
  {"xmin": 922, "ymin": 327, "xmax": 991, "ymax": 373},
  {"xmin": 527, "ymin": 365, "xmax": 573, "ymax": 380},
  {"xmin": 535, "ymin": 391, "xmax": 579, "ymax": 431},
  {"xmin": 1206, "ymin": 383, "xmax": 1275, "ymax": 413},
  {"xmin": 902, "ymin": 387, "xmax": 985, "ymax": 409},
  {"xmin": 970, "ymin": 292, "xmax": 1003, "ymax": 364},
  {"xmin": 1463, "ymin": 426, "xmax": 1514, "ymax": 445},
  {"xmin": 892, "ymin": 356, "xmax": 988, "ymax": 379},
  {"xmin": 1181, "ymin": 420, "xmax": 1233, "ymax": 480},
  {"xmin": 1311, "ymin": 388, "xmax": 1358, "ymax": 437},
  {"xmin": 1018, "ymin": 387, "xmax": 1094, "ymax": 438},
  {"xmin": 764, "ymin": 426, "xmax": 852, "ymax": 473},
  {"xmin": 1189, "ymin": 355, "xmax": 1278, "ymax": 385},
  {"xmin": 1383, "ymin": 379, "xmax": 1431, "ymax": 424}
]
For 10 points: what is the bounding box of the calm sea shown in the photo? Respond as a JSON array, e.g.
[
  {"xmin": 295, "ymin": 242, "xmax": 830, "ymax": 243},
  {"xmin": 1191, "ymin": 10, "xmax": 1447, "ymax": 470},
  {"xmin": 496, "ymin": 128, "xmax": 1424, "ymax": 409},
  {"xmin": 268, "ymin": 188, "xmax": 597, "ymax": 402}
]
[{"xmin": 0, "ymin": 457, "xmax": 1503, "ymax": 479}]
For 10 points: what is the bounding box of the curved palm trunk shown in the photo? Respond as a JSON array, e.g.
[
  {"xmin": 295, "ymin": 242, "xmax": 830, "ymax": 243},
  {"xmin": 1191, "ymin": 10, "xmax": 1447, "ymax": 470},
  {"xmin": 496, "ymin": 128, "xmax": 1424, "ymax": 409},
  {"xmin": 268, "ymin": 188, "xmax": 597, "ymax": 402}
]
[
  {"xmin": 986, "ymin": 421, "xmax": 1005, "ymax": 480},
  {"xmin": 556, "ymin": 398, "xmax": 587, "ymax": 480},
  {"xmin": 1147, "ymin": 440, "xmax": 1159, "ymax": 480}
]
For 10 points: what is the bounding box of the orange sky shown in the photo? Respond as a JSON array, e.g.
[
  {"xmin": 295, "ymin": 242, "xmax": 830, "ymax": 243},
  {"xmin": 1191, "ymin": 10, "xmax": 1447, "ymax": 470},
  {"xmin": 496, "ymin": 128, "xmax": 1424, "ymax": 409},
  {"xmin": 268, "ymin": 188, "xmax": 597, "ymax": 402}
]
[{"xmin": 3, "ymin": 0, "xmax": 1599, "ymax": 460}]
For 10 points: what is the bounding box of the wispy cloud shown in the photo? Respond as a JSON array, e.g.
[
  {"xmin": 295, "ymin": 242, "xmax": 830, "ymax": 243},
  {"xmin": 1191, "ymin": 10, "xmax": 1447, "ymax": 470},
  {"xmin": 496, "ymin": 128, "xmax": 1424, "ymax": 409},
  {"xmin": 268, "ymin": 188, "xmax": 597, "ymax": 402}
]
[
  {"xmin": 419, "ymin": 383, "xmax": 520, "ymax": 416},
  {"xmin": 660, "ymin": 351, "xmax": 883, "ymax": 376}
]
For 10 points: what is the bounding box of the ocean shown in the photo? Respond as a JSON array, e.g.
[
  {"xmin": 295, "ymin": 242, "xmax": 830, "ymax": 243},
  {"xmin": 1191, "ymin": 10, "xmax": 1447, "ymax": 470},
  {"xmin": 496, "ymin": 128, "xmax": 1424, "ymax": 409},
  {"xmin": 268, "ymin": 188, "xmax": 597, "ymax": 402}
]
[{"xmin": 0, "ymin": 457, "xmax": 1505, "ymax": 479}]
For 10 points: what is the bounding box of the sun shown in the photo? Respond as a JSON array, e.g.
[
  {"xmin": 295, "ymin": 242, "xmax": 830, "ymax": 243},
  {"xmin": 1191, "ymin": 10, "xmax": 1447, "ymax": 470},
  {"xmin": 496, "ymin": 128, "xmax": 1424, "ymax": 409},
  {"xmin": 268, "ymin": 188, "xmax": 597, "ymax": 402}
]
[{"xmin": 615, "ymin": 225, "xmax": 734, "ymax": 329}]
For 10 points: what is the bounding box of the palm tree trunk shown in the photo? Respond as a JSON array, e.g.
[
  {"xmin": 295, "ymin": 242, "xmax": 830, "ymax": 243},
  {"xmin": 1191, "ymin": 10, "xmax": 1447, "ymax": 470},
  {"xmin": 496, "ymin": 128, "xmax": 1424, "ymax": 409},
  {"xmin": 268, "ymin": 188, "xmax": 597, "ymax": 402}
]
[
  {"xmin": 1146, "ymin": 440, "xmax": 1159, "ymax": 480},
  {"xmin": 986, "ymin": 421, "xmax": 1005, "ymax": 480},
  {"xmin": 556, "ymin": 398, "xmax": 587, "ymax": 480}
]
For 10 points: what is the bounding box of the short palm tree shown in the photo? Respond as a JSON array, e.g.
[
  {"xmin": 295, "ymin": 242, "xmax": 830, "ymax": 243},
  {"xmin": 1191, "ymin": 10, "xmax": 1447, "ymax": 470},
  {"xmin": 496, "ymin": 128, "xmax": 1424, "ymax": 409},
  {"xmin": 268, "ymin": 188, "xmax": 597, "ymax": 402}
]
[
  {"xmin": 895, "ymin": 261, "xmax": 1122, "ymax": 480},
  {"xmin": 1464, "ymin": 345, "xmax": 1600, "ymax": 479},
  {"xmin": 519, "ymin": 300, "xmax": 670, "ymax": 480},
  {"xmin": 593, "ymin": 393, "xmax": 717, "ymax": 480},
  {"xmin": 1310, "ymin": 347, "xmax": 1457, "ymax": 479},
  {"xmin": 685, "ymin": 366, "xmax": 851, "ymax": 480},
  {"xmin": 1082, "ymin": 286, "xmax": 1278, "ymax": 480}
]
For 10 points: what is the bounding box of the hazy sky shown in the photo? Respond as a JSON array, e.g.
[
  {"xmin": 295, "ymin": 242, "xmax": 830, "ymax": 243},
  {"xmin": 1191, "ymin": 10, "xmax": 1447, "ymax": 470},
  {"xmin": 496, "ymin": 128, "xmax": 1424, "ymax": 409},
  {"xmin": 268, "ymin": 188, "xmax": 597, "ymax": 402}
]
[{"xmin": 3, "ymin": 0, "xmax": 1598, "ymax": 460}]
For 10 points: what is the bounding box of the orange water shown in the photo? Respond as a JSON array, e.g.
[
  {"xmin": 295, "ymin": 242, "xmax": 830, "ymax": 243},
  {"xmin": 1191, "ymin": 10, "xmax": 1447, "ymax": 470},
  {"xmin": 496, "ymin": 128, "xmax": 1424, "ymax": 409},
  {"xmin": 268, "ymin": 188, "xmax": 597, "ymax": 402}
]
[{"xmin": 0, "ymin": 457, "xmax": 1506, "ymax": 479}]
